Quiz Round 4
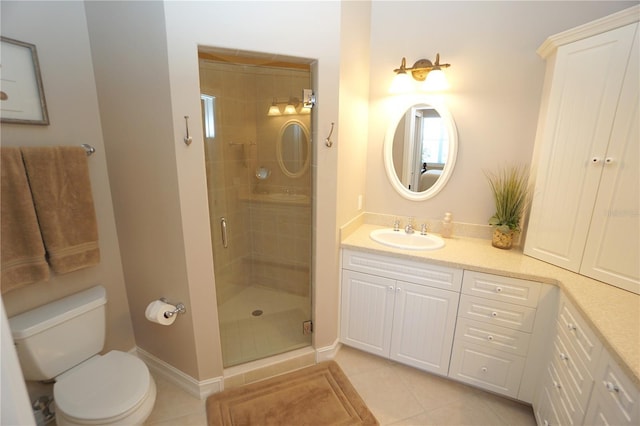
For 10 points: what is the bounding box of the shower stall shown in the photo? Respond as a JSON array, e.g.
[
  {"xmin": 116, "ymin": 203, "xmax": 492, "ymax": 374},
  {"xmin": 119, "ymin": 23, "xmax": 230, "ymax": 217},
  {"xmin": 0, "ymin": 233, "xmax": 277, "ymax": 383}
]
[{"xmin": 198, "ymin": 49, "xmax": 313, "ymax": 367}]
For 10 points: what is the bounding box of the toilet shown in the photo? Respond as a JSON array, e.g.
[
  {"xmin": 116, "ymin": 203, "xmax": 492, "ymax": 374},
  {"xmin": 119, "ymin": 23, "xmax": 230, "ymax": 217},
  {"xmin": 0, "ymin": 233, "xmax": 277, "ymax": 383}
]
[{"xmin": 8, "ymin": 286, "xmax": 156, "ymax": 426}]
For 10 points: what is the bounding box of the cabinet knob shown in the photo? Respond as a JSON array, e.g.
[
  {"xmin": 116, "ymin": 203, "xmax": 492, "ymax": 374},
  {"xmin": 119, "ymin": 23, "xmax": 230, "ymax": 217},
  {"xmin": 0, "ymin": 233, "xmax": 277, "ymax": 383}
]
[
  {"xmin": 553, "ymin": 380, "xmax": 561, "ymax": 390},
  {"xmin": 495, "ymin": 287, "xmax": 503, "ymax": 293},
  {"xmin": 481, "ymin": 367, "xmax": 488, "ymax": 373},
  {"xmin": 604, "ymin": 381, "xmax": 620, "ymax": 393},
  {"xmin": 491, "ymin": 311, "xmax": 498, "ymax": 317},
  {"xmin": 396, "ymin": 287, "xmax": 401, "ymax": 293},
  {"xmin": 567, "ymin": 323, "xmax": 577, "ymax": 331},
  {"xmin": 487, "ymin": 335, "xmax": 494, "ymax": 341},
  {"xmin": 605, "ymin": 157, "xmax": 614, "ymax": 165},
  {"xmin": 591, "ymin": 156, "xmax": 602, "ymax": 164},
  {"xmin": 560, "ymin": 353, "xmax": 569, "ymax": 361},
  {"xmin": 543, "ymin": 420, "xmax": 550, "ymax": 426},
  {"xmin": 388, "ymin": 286, "xmax": 394, "ymax": 292}
]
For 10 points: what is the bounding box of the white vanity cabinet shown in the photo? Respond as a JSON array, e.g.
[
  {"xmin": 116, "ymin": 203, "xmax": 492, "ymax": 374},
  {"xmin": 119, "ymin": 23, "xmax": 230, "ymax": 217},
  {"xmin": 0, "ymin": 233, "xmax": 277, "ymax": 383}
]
[
  {"xmin": 535, "ymin": 295, "xmax": 603, "ymax": 425},
  {"xmin": 525, "ymin": 11, "xmax": 640, "ymax": 295},
  {"xmin": 584, "ymin": 348, "xmax": 640, "ymax": 425},
  {"xmin": 534, "ymin": 295, "xmax": 639, "ymax": 426},
  {"xmin": 448, "ymin": 271, "xmax": 542, "ymax": 399},
  {"xmin": 340, "ymin": 249, "xmax": 462, "ymax": 375}
]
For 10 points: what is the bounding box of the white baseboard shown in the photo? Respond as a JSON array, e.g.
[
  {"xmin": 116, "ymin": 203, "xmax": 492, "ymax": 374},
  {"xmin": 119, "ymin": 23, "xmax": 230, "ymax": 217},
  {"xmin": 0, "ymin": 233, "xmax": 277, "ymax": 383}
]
[
  {"xmin": 316, "ymin": 339, "xmax": 341, "ymax": 363},
  {"xmin": 134, "ymin": 347, "xmax": 222, "ymax": 400}
]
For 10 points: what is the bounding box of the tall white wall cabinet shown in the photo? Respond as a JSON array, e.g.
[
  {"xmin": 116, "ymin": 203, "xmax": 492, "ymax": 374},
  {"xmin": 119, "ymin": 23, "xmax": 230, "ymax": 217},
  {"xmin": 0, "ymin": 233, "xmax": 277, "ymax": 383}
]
[{"xmin": 525, "ymin": 6, "xmax": 639, "ymax": 295}]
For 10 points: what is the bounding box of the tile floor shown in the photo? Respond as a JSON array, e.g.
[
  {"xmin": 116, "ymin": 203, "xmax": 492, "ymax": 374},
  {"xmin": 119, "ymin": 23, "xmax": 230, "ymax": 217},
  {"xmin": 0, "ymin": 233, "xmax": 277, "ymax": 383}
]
[{"xmin": 144, "ymin": 344, "xmax": 537, "ymax": 425}]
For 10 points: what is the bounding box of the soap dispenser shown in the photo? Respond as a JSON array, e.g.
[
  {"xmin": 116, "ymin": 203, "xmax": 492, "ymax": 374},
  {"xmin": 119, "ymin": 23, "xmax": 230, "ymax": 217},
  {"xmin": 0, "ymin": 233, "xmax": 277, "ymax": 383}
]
[{"xmin": 442, "ymin": 212, "xmax": 453, "ymax": 238}]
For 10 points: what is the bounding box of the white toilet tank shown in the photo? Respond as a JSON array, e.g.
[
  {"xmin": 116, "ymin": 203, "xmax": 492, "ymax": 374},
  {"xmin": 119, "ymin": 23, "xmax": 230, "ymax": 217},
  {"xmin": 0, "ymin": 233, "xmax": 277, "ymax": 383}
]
[{"xmin": 9, "ymin": 286, "xmax": 107, "ymax": 381}]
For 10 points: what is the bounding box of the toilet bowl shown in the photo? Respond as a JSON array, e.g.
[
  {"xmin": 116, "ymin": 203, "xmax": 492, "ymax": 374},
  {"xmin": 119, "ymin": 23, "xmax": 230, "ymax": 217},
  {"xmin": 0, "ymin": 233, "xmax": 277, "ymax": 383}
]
[
  {"xmin": 54, "ymin": 351, "xmax": 156, "ymax": 426},
  {"xmin": 8, "ymin": 286, "xmax": 157, "ymax": 425}
]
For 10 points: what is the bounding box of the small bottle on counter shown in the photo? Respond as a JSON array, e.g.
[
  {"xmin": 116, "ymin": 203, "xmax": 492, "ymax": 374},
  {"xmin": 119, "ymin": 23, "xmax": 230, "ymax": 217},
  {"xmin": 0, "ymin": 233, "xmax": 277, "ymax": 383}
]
[{"xmin": 441, "ymin": 212, "xmax": 453, "ymax": 238}]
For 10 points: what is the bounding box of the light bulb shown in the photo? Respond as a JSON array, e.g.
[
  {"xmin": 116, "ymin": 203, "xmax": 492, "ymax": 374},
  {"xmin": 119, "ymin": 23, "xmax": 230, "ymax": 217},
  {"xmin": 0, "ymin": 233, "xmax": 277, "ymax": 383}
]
[
  {"xmin": 389, "ymin": 72, "xmax": 413, "ymax": 93},
  {"xmin": 267, "ymin": 104, "xmax": 281, "ymax": 116},
  {"xmin": 423, "ymin": 69, "xmax": 449, "ymax": 91}
]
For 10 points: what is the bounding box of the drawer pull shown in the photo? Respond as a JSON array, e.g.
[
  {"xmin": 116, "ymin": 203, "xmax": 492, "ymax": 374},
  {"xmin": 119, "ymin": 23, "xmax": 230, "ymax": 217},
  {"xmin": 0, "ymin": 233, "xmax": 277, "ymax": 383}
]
[
  {"xmin": 481, "ymin": 367, "xmax": 488, "ymax": 373},
  {"xmin": 560, "ymin": 353, "xmax": 569, "ymax": 361},
  {"xmin": 604, "ymin": 381, "xmax": 620, "ymax": 393},
  {"xmin": 487, "ymin": 335, "xmax": 494, "ymax": 341},
  {"xmin": 553, "ymin": 380, "xmax": 562, "ymax": 390},
  {"xmin": 491, "ymin": 311, "xmax": 498, "ymax": 317},
  {"xmin": 495, "ymin": 287, "xmax": 503, "ymax": 293},
  {"xmin": 567, "ymin": 323, "xmax": 577, "ymax": 331}
]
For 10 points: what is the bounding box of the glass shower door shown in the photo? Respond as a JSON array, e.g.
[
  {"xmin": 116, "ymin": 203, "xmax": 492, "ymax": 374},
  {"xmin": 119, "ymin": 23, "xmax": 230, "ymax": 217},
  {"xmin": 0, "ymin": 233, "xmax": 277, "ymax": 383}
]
[{"xmin": 199, "ymin": 51, "xmax": 312, "ymax": 367}]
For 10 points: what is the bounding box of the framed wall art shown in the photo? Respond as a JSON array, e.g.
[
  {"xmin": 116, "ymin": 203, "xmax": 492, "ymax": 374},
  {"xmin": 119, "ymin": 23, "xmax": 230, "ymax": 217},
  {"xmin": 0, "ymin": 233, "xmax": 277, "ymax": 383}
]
[{"xmin": 1, "ymin": 36, "xmax": 49, "ymax": 125}]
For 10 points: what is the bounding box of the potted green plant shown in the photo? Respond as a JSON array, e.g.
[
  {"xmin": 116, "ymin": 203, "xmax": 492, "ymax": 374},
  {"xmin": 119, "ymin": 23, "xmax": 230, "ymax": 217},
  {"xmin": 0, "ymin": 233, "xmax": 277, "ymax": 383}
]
[{"xmin": 484, "ymin": 165, "xmax": 530, "ymax": 249}]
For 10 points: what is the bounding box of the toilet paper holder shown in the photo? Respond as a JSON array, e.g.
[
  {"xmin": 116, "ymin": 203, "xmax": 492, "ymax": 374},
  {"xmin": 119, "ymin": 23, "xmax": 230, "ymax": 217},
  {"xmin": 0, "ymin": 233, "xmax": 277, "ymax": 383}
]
[{"xmin": 159, "ymin": 298, "xmax": 186, "ymax": 318}]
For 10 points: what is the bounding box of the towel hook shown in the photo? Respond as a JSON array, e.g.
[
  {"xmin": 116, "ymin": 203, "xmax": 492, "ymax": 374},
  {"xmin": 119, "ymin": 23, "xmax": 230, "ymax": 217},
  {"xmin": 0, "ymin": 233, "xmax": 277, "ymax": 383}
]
[
  {"xmin": 183, "ymin": 116, "xmax": 193, "ymax": 146},
  {"xmin": 325, "ymin": 122, "xmax": 335, "ymax": 147}
]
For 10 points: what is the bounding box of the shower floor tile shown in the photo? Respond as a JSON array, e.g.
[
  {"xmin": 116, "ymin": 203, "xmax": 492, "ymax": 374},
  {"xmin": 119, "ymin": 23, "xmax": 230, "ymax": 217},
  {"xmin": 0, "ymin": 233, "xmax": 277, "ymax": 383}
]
[{"xmin": 217, "ymin": 285, "xmax": 311, "ymax": 367}]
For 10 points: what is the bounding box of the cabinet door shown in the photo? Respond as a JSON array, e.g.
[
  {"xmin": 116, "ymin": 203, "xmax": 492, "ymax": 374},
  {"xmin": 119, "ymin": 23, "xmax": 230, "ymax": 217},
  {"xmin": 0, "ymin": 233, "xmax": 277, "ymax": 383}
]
[
  {"xmin": 580, "ymin": 27, "xmax": 640, "ymax": 294},
  {"xmin": 340, "ymin": 270, "xmax": 395, "ymax": 357},
  {"xmin": 389, "ymin": 281, "xmax": 459, "ymax": 375},
  {"xmin": 525, "ymin": 23, "xmax": 638, "ymax": 271}
]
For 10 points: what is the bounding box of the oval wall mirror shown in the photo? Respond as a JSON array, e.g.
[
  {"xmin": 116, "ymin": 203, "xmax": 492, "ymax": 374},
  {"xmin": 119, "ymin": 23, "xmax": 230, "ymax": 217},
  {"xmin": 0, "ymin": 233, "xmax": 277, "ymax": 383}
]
[
  {"xmin": 383, "ymin": 99, "xmax": 458, "ymax": 201},
  {"xmin": 277, "ymin": 119, "xmax": 310, "ymax": 178}
]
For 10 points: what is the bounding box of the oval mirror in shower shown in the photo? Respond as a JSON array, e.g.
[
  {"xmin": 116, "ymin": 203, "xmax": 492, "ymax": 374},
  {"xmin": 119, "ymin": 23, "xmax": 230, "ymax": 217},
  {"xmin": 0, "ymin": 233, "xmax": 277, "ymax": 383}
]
[{"xmin": 277, "ymin": 119, "xmax": 310, "ymax": 178}]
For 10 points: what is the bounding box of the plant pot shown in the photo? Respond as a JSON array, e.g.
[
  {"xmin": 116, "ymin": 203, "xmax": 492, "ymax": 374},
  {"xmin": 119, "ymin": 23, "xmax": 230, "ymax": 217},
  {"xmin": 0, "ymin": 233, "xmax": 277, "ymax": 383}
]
[{"xmin": 492, "ymin": 228, "xmax": 514, "ymax": 250}]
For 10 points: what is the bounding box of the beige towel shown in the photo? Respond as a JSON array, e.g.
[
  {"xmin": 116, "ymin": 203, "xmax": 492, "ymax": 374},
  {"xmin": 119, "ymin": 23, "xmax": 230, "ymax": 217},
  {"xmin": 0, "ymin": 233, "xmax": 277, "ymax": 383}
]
[
  {"xmin": 1, "ymin": 147, "xmax": 50, "ymax": 293},
  {"xmin": 21, "ymin": 146, "xmax": 100, "ymax": 273}
]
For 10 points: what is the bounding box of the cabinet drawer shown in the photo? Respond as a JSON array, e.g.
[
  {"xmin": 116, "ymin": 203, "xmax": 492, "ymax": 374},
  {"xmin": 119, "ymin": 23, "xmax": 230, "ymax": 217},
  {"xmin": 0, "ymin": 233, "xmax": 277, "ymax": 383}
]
[
  {"xmin": 454, "ymin": 317, "xmax": 531, "ymax": 357},
  {"xmin": 545, "ymin": 360, "xmax": 583, "ymax": 425},
  {"xmin": 462, "ymin": 271, "xmax": 542, "ymax": 308},
  {"xmin": 458, "ymin": 294, "xmax": 536, "ymax": 332},
  {"xmin": 588, "ymin": 348, "xmax": 640, "ymax": 425},
  {"xmin": 553, "ymin": 324, "xmax": 593, "ymax": 410},
  {"xmin": 537, "ymin": 384, "xmax": 566, "ymax": 426},
  {"xmin": 342, "ymin": 249, "xmax": 463, "ymax": 291},
  {"xmin": 557, "ymin": 295, "xmax": 602, "ymax": 371},
  {"xmin": 449, "ymin": 340, "xmax": 525, "ymax": 398}
]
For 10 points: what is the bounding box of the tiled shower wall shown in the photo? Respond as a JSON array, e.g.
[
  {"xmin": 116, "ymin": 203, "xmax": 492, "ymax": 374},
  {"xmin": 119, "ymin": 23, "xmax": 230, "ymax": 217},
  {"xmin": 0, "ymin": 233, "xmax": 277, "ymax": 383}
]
[{"xmin": 199, "ymin": 58, "xmax": 311, "ymax": 305}]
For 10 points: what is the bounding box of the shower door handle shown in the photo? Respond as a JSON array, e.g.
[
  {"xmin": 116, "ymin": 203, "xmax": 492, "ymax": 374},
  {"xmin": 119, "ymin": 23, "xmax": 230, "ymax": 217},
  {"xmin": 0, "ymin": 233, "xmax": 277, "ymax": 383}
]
[{"xmin": 220, "ymin": 217, "xmax": 228, "ymax": 248}]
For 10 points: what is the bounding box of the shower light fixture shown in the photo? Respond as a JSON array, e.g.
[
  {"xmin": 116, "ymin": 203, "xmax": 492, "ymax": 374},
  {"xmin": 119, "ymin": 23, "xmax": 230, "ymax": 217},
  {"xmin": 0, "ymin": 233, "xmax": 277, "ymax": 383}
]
[
  {"xmin": 266, "ymin": 97, "xmax": 304, "ymax": 116},
  {"xmin": 391, "ymin": 54, "xmax": 451, "ymax": 93}
]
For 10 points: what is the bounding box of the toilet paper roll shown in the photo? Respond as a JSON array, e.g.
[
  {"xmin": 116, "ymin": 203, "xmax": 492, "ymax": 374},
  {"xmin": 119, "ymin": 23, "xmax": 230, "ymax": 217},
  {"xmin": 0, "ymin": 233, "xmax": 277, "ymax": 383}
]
[{"xmin": 145, "ymin": 300, "xmax": 177, "ymax": 326}]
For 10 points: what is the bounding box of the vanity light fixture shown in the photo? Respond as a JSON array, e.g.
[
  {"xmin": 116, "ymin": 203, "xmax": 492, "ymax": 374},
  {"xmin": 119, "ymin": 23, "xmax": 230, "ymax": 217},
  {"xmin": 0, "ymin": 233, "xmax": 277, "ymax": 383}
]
[{"xmin": 391, "ymin": 54, "xmax": 451, "ymax": 93}]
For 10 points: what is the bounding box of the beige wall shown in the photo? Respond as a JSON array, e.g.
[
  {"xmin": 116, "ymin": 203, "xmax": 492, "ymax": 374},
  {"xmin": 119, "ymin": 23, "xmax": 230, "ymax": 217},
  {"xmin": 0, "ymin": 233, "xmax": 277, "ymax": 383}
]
[
  {"xmin": 365, "ymin": 1, "xmax": 636, "ymax": 226},
  {"xmin": 84, "ymin": 1, "xmax": 211, "ymax": 380},
  {"xmin": 0, "ymin": 1, "xmax": 135, "ymax": 352},
  {"xmin": 162, "ymin": 1, "xmax": 343, "ymax": 374}
]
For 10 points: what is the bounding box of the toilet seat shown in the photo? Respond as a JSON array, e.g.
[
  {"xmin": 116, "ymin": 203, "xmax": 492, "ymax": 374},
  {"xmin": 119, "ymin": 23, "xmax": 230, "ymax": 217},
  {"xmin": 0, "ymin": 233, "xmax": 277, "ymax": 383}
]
[{"xmin": 54, "ymin": 351, "xmax": 156, "ymax": 425}]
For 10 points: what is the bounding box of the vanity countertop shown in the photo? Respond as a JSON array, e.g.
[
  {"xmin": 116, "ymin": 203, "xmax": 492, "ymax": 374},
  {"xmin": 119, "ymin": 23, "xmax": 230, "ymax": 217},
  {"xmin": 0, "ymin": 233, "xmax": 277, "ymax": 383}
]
[{"xmin": 342, "ymin": 224, "xmax": 640, "ymax": 385}]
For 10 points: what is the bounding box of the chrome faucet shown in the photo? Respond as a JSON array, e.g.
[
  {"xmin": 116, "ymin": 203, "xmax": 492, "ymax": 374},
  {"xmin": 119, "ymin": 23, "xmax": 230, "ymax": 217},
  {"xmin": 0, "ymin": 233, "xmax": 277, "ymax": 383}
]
[
  {"xmin": 393, "ymin": 218, "xmax": 401, "ymax": 232},
  {"xmin": 404, "ymin": 217, "xmax": 415, "ymax": 234}
]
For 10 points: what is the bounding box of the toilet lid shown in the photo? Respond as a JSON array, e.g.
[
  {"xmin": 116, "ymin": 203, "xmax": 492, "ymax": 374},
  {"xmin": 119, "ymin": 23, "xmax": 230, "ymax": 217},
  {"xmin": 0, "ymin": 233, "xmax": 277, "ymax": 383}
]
[{"xmin": 54, "ymin": 351, "xmax": 151, "ymax": 421}]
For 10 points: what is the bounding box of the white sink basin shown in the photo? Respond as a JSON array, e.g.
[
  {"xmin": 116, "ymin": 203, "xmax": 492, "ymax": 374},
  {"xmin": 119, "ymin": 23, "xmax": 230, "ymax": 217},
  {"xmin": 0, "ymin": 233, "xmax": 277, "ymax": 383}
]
[
  {"xmin": 268, "ymin": 193, "xmax": 308, "ymax": 201},
  {"xmin": 370, "ymin": 228, "xmax": 445, "ymax": 251}
]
